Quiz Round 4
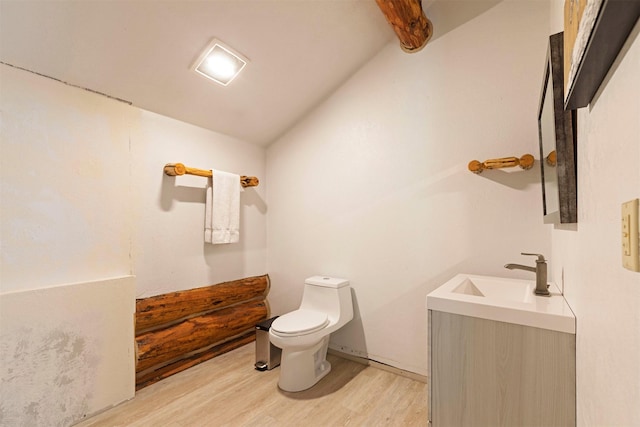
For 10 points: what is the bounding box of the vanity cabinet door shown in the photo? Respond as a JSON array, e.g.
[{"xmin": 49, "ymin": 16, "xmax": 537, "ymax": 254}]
[{"xmin": 429, "ymin": 310, "xmax": 575, "ymax": 427}]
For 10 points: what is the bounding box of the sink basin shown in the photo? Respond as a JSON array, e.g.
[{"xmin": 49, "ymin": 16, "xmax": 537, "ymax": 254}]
[
  {"xmin": 427, "ymin": 274, "xmax": 575, "ymax": 333},
  {"xmin": 451, "ymin": 275, "xmax": 537, "ymax": 302}
]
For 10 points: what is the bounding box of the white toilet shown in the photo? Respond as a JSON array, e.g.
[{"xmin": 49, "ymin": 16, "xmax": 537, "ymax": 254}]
[{"xmin": 269, "ymin": 275, "xmax": 353, "ymax": 392}]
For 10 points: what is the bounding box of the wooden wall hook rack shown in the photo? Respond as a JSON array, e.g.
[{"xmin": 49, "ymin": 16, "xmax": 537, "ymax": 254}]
[
  {"xmin": 163, "ymin": 163, "xmax": 259, "ymax": 187},
  {"xmin": 468, "ymin": 154, "xmax": 534, "ymax": 174}
]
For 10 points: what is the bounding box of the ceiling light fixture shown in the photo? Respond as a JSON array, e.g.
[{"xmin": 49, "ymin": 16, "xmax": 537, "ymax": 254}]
[{"xmin": 192, "ymin": 38, "xmax": 248, "ymax": 86}]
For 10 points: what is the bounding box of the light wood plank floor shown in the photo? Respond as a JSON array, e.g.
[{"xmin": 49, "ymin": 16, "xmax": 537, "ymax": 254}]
[{"xmin": 75, "ymin": 343, "xmax": 428, "ymax": 426}]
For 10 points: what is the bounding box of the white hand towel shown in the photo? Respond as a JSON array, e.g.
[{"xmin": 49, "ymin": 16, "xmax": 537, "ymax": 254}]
[{"xmin": 205, "ymin": 169, "xmax": 241, "ymax": 244}]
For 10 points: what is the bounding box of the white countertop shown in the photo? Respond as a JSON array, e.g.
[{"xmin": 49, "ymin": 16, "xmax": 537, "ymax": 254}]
[{"xmin": 427, "ymin": 274, "xmax": 576, "ymax": 334}]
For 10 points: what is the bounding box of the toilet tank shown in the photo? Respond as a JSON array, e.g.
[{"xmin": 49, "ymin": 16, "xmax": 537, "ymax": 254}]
[
  {"xmin": 301, "ymin": 276, "xmax": 353, "ymax": 324},
  {"xmin": 305, "ymin": 276, "xmax": 349, "ymax": 288}
]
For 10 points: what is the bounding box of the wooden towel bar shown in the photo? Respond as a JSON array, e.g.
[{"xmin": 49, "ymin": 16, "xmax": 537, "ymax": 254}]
[
  {"xmin": 468, "ymin": 154, "xmax": 534, "ymax": 174},
  {"xmin": 164, "ymin": 163, "xmax": 259, "ymax": 187}
]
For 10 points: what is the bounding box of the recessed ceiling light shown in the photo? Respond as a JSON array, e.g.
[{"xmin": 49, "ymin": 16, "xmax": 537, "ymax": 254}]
[{"xmin": 192, "ymin": 38, "xmax": 248, "ymax": 86}]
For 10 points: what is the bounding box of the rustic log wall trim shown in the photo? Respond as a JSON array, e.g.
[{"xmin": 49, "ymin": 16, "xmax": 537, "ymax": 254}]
[
  {"xmin": 136, "ymin": 300, "xmax": 268, "ymax": 372},
  {"xmin": 136, "ymin": 274, "xmax": 270, "ymax": 333},
  {"xmin": 376, "ymin": 0, "xmax": 433, "ymax": 52},
  {"xmin": 135, "ymin": 274, "xmax": 270, "ymax": 389}
]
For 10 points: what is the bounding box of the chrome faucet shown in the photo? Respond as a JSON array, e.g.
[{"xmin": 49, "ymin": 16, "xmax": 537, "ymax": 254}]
[{"xmin": 504, "ymin": 253, "xmax": 550, "ymax": 296}]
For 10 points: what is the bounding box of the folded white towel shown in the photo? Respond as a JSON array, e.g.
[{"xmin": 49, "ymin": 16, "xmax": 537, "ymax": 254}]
[{"xmin": 205, "ymin": 169, "xmax": 241, "ymax": 244}]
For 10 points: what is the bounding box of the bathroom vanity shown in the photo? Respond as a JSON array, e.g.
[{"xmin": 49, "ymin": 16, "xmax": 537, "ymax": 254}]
[{"xmin": 427, "ymin": 274, "xmax": 576, "ymax": 426}]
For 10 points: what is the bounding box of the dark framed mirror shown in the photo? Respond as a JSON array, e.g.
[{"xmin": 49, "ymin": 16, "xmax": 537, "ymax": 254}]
[{"xmin": 538, "ymin": 32, "xmax": 577, "ymax": 224}]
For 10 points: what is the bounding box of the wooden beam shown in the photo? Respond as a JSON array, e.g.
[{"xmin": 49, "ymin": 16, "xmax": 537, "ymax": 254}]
[
  {"xmin": 376, "ymin": 0, "xmax": 433, "ymax": 52},
  {"xmin": 136, "ymin": 299, "xmax": 268, "ymax": 372},
  {"xmin": 136, "ymin": 274, "xmax": 270, "ymax": 333},
  {"xmin": 134, "ymin": 274, "xmax": 272, "ymax": 389}
]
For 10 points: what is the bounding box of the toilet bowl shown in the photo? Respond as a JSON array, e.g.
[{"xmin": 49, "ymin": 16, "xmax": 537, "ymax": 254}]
[{"xmin": 269, "ymin": 276, "xmax": 353, "ymax": 392}]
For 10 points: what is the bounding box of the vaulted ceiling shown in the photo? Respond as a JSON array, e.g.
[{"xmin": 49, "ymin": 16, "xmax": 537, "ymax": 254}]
[{"xmin": 0, "ymin": 1, "xmax": 396, "ymax": 146}]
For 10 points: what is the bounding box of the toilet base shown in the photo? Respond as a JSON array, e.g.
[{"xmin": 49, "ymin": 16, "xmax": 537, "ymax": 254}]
[{"xmin": 277, "ymin": 336, "xmax": 331, "ymax": 392}]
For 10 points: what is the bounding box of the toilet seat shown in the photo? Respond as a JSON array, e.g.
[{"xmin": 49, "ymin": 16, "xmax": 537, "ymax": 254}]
[{"xmin": 271, "ymin": 310, "xmax": 329, "ymax": 336}]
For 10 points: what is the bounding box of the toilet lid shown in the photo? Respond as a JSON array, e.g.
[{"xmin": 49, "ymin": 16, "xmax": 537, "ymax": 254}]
[{"xmin": 271, "ymin": 310, "xmax": 329, "ymax": 336}]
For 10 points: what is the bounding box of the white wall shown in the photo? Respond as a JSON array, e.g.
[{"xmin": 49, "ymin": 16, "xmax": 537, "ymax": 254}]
[
  {"xmin": 266, "ymin": 1, "xmax": 551, "ymax": 375},
  {"xmin": 0, "ymin": 65, "xmax": 132, "ymax": 292},
  {"xmin": 130, "ymin": 107, "xmax": 267, "ymax": 298},
  {"xmin": 549, "ymin": 2, "xmax": 640, "ymax": 425},
  {"xmin": 0, "ymin": 64, "xmax": 137, "ymax": 426},
  {"xmin": 0, "ymin": 63, "xmax": 267, "ymax": 297},
  {"xmin": 0, "ymin": 277, "xmax": 135, "ymax": 427},
  {"xmin": 0, "ymin": 63, "xmax": 267, "ymax": 425}
]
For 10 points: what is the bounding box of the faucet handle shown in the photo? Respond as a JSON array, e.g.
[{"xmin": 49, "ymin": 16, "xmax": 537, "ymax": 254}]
[{"xmin": 521, "ymin": 252, "xmax": 546, "ymax": 262}]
